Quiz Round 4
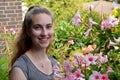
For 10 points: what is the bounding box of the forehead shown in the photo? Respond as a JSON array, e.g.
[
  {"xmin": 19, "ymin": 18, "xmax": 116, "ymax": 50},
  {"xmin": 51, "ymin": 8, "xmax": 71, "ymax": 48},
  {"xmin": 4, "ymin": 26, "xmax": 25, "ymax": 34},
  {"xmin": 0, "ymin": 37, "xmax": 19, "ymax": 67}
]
[{"xmin": 32, "ymin": 13, "xmax": 52, "ymax": 25}]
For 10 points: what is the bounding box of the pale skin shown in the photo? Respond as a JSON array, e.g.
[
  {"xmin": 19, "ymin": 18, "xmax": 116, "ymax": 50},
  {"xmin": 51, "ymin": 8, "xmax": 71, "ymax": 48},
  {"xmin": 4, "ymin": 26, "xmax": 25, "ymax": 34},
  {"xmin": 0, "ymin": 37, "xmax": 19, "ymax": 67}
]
[{"xmin": 10, "ymin": 13, "xmax": 64, "ymax": 80}]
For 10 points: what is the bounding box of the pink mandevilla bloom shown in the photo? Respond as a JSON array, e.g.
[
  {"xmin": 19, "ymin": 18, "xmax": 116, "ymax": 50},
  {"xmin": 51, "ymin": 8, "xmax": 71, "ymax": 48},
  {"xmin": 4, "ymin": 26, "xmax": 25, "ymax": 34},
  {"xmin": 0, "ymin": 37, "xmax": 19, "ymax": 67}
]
[
  {"xmin": 74, "ymin": 53, "xmax": 86, "ymax": 68},
  {"xmin": 89, "ymin": 71, "xmax": 102, "ymax": 80},
  {"xmin": 84, "ymin": 53, "xmax": 97, "ymax": 66},
  {"xmin": 72, "ymin": 10, "xmax": 82, "ymax": 26},
  {"xmin": 97, "ymin": 52, "xmax": 108, "ymax": 63},
  {"xmin": 101, "ymin": 20, "xmax": 111, "ymax": 30},
  {"xmin": 89, "ymin": 18, "xmax": 98, "ymax": 26},
  {"xmin": 108, "ymin": 15, "xmax": 119, "ymax": 27},
  {"xmin": 64, "ymin": 73, "xmax": 74, "ymax": 80},
  {"xmin": 53, "ymin": 63, "xmax": 61, "ymax": 78},
  {"xmin": 101, "ymin": 74, "xmax": 108, "ymax": 80},
  {"xmin": 64, "ymin": 60, "xmax": 73, "ymax": 72},
  {"xmin": 73, "ymin": 69, "xmax": 84, "ymax": 80},
  {"xmin": 68, "ymin": 40, "xmax": 74, "ymax": 45},
  {"xmin": 107, "ymin": 40, "xmax": 117, "ymax": 48},
  {"xmin": 107, "ymin": 67, "xmax": 114, "ymax": 73},
  {"xmin": 101, "ymin": 15, "xmax": 119, "ymax": 30},
  {"xmin": 9, "ymin": 28, "xmax": 16, "ymax": 35},
  {"xmin": 9, "ymin": 28, "xmax": 14, "ymax": 32},
  {"xmin": 84, "ymin": 28, "xmax": 92, "ymax": 36}
]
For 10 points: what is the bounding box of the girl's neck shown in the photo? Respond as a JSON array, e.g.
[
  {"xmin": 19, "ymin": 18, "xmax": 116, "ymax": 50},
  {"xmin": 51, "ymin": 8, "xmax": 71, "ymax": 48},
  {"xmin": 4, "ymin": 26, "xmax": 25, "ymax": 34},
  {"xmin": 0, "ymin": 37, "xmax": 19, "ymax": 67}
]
[{"xmin": 26, "ymin": 47, "xmax": 48, "ymax": 61}]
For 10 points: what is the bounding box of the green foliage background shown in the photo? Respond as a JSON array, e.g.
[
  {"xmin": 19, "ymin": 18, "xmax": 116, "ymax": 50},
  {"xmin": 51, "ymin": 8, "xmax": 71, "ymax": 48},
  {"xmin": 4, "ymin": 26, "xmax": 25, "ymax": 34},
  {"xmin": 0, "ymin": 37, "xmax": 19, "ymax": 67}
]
[
  {"xmin": 0, "ymin": 0, "xmax": 120, "ymax": 80},
  {"xmin": 21, "ymin": 1, "xmax": 120, "ymax": 80}
]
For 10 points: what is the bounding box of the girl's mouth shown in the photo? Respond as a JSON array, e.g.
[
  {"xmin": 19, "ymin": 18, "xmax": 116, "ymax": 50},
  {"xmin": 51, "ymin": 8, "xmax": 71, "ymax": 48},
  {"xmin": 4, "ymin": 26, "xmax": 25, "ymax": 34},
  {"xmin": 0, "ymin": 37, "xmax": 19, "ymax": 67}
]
[{"xmin": 38, "ymin": 37, "xmax": 49, "ymax": 43}]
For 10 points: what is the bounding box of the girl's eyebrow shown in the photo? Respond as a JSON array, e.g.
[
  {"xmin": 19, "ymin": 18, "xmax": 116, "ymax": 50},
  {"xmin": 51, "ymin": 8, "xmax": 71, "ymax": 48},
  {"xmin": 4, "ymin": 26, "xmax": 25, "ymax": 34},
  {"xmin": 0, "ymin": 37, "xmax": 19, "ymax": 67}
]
[
  {"xmin": 33, "ymin": 24, "xmax": 41, "ymax": 26},
  {"xmin": 34, "ymin": 23, "xmax": 52, "ymax": 26},
  {"xmin": 47, "ymin": 23, "xmax": 52, "ymax": 25}
]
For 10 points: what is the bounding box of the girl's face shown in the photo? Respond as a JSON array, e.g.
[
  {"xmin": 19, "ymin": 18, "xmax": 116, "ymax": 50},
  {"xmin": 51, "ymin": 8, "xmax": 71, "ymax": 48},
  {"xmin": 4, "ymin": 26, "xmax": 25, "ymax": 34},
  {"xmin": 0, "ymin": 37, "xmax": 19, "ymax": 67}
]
[{"xmin": 31, "ymin": 13, "xmax": 53, "ymax": 49}]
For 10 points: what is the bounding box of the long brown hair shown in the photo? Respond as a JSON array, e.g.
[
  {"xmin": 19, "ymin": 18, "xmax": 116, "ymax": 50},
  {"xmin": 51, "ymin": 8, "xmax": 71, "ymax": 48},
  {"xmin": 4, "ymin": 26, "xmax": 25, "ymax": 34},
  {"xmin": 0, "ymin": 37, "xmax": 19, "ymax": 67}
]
[{"xmin": 11, "ymin": 6, "xmax": 54, "ymax": 66}]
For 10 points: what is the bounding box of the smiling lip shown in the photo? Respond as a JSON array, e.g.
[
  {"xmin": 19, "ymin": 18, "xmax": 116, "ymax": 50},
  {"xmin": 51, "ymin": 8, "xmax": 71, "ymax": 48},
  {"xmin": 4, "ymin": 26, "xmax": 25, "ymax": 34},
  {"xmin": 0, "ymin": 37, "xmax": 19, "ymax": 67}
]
[{"xmin": 38, "ymin": 38, "xmax": 49, "ymax": 43}]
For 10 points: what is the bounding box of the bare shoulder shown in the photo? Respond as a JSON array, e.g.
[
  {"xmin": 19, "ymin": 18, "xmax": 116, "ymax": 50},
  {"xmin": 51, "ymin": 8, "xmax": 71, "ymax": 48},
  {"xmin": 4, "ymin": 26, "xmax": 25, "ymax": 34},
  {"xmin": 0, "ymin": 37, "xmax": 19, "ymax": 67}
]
[{"xmin": 9, "ymin": 67, "xmax": 27, "ymax": 80}]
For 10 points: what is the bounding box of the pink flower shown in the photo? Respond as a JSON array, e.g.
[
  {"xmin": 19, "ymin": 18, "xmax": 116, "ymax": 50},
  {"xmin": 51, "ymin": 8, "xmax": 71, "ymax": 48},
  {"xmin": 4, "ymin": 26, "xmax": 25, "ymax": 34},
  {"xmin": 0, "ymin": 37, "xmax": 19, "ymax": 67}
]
[
  {"xmin": 108, "ymin": 15, "xmax": 119, "ymax": 27},
  {"xmin": 64, "ymin": 73, "xmax": 74, "ymax": 80},
  {"xmin": 89, "ymin": 71, "xmax": 102, "ymax": 80},
  {"xmin": 107, "ymin": 40, "xmax": 117, "ymax": 48},
  {"xmin": 97, "ymin": 52, "xmax": 108, "ymax": 63},
  {"xmin": 73, "ymin": 69, "xmax": 84, "ymax": 79},
  {"xmin": 101, "ymin": 15, "xmax": 119, "ymax": 30},
  {"xmin": 74, "ymin": 53, "xmax": 85, "ymax": 66},
  {"xmin": 72, "ymin": 10, "xmax": 82, "ymax": 26},
  {"xmin": 53, "ymin": 64, "xmax": 60, "ymax": 72},
  {"xmin": 9, "ymin": 28, "xmax": 14, "ymax": 32},
  {"xmin": 53, "ymin": 63, "xmax": 61, "ymax": 78},
  {"xmin": 107, "ymin": 67, "xmax": 114, "ymax": 73},
  {"xmin": 64, "ymin": 60, "xmax": 73, "ymax": 72},
  {"xmin": 89, "ymin": 18, "xmax": 98, "ymax": 26},
  {"xmin": 68, "ymin": 40, "xmax": 74, "ymax": 45},
  {"xmin": 101, "ymin": 20, "xmax": 111, "ymax": 30},
  {"xmin": 84, "ymin": 28, "xmax": 92, "ymax": 36},
  {"xmin": 101, "ymin": 74, "xmax": 108, "ymax": 80},
  {"xmin": 84, "ymin": 53, "xmax": 97, "ymax": 66},
  {"xmin": 9, "ymin": 28, "xmax": 16, "ymax": 35}
]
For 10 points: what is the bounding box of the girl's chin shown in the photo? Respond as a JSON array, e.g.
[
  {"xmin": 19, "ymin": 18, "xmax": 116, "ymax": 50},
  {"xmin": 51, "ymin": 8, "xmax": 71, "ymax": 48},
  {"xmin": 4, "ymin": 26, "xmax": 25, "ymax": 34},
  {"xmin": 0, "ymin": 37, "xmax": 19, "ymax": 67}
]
[
  {"xmin": 38, "ymin": 43, "xmax": 50, "ymax": 48},
  {"xmin": 32, "ymin": 40, "xmax": 50, "ymax": 48}
]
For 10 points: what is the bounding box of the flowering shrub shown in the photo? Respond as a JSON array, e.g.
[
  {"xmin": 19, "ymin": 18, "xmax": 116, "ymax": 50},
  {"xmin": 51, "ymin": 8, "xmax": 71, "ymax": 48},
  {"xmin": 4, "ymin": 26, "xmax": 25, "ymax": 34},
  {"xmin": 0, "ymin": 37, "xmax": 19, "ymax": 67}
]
[
  {"xmin": 0, "ymin": 26, "xmax": 17, "ymax": 80},
  {"xmin": 52, "ymin": 7, "xmax": 120, "ymax": 80},
  {"xmin": 0, "ymin": 26, "xmax": 16, "ymax": 56},
  {"xmin": 0, "ymin": 1, "xmax": 120, "ymax": 79}
]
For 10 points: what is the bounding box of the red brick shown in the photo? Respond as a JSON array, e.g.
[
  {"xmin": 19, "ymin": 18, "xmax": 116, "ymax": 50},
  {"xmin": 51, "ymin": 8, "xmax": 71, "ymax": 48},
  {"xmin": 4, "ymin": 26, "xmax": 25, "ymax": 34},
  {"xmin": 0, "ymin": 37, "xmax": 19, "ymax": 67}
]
[
  {"xmin": 4, "ymin": 10, "xmax": 14, "ymax": 14},
  {"xmin": 0, "ymin": 2, "xmax": 8, "ymax": 6},
  {"xmin": 5, "ymin": 0, "xmax": 16, "ymax": 2},
  {"xmin": 10, "ymin": 18, "xmax": 15, "ymax": 21},
  {"xmin": 17, "ymin": 24, "xmax": 22, "ymax": 28},
  {"xmin": 0, "ymin": 7, "xmax": 5, "ymax": 10},
  {"xmin": 8, "ymin": 22, "xmax": 18, "ymax": 25},
  {"xmin": 15, "ymin": 1, "xmax": 22, "ymax": 5},
  {"xmin": 17, "ymin": 13, "xmax": 22, "ymax": 17},
  {"xmin": 0, "ymin": 15, "xmax": 6, "ymax": 18},
  {"xmin": 16, "ymin": 17, "xmax": 22, "ymax": 21},
  {"xmin": 0, "ymin": 11, "xmax": 3, "ymax": 14},
  {"xmin": 1, "ymin": 22, "xmax": 7, "ymax": 25},
  {"xmin": 0, "ymin": 18, "xmax": 9, "ymax": 22},
  {"xmin": 0, "ymin": 0, "xmax": 6, "ymax": 2},
  {"xmin": 17, "ymin": 6, "xmax": 22, "ymax": 9},
  {"xmin": 15, "ymin": 9, "xmax": 22, "ymax": 13},
  {"xmin": 7, "ymin": 14, "xmax": 17, "ymax": 17},
  {"xmin": 6, "ymin": 6, "xmax": 16, "ymax": 10},
  {"xmin": 9, "ymin": 2, "xmax": 14, "ymax": 6},
  {"xmin": 6, "ymin": 25, "xmax": 16, "ymax": 29}
]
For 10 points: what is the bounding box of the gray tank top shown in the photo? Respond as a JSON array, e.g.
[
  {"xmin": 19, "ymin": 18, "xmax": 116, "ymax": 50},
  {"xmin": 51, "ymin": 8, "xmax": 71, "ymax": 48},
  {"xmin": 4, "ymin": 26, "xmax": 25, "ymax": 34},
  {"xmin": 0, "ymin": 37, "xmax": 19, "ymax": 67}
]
[{"xmin": 12, "ymin": 54, "xmax": 59, "ymax": 80}]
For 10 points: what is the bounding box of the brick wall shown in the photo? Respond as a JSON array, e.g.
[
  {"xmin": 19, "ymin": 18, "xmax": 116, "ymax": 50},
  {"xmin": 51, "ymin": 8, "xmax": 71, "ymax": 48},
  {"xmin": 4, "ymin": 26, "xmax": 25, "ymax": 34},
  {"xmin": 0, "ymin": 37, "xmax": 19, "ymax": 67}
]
[
  {"xmin": 0, "ymin": 0, "xmax": 22, "ymax": 28},
  {"xmin": 0, "ymin": 0, "xmax": 22, "ymax": 55}
]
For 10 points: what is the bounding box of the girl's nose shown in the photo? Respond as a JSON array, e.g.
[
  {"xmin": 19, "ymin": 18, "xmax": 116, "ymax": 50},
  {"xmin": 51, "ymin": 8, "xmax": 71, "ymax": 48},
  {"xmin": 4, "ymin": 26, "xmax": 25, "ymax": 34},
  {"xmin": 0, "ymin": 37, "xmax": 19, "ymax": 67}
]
[{"xmin": 41, "ymin": 28, "xmax": 47, "ymax": 36}]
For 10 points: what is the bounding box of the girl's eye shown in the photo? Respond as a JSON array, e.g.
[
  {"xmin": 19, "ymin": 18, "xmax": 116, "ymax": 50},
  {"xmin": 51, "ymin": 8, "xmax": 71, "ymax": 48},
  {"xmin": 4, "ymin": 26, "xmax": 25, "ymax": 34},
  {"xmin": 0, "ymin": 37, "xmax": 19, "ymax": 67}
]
[
  {"xmin": 47, "ymin": 25, "xmax": 52, "ymax": 29},
  {"xmin": 33, "ymin": 25, "xmax": 42, "ymax": 30}
]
